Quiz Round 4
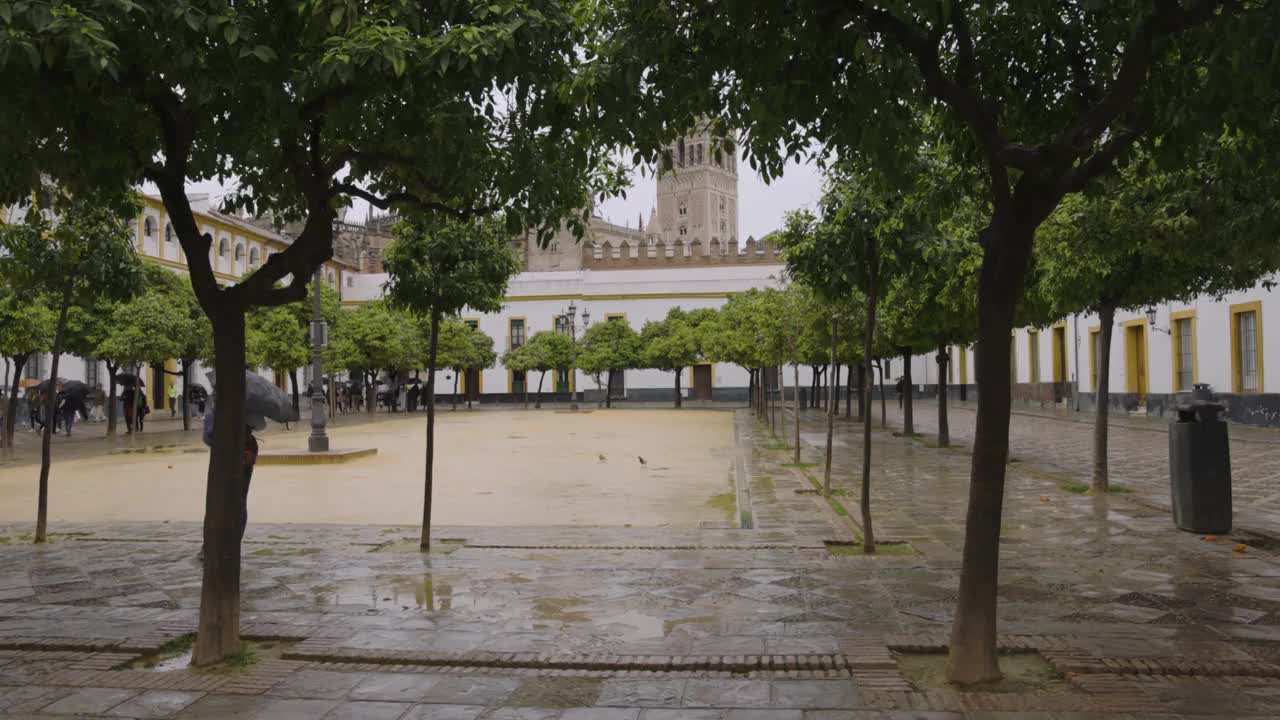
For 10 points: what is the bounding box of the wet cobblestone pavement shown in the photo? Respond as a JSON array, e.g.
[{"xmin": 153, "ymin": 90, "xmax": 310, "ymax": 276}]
[{"xmin": 0, "ymin": 408, "xmax": 1279, "ymax": 717}]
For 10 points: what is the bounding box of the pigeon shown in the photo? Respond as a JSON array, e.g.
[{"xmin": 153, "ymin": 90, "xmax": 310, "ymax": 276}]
[
  {"xmin": 598, "ymin": 454, "xmax": 607, "ymax": 463},
  {"xmin": 638, "ymin": 456, "xmax": 647, "ymax": 466}
]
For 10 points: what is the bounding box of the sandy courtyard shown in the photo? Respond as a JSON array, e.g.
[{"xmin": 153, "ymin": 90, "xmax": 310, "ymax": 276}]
[{"xmin": 0, "ymin": 409, "xmax": 736, "ymax": 527}]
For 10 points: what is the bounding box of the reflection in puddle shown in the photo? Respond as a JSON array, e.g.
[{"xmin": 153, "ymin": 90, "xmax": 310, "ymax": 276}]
[{"xmin": 317, "ymin": 574, "xmax": 505, "ymax": 612}]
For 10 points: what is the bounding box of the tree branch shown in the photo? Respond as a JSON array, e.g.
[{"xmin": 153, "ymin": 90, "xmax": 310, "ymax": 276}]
[
  {"xmin": 257, "ymin": 281, "xmax": 310, "ymax": 308},
  {"xmin": 331, "ymin": 183, "xmax": 502, "ymax": 220},
  {"xmin": 1057, "ymin": 114, "xmax": 1151, "ymax": 195},
  {"xmin": 1048, "ymin": 0, "xmax": 1222, "ymax": 160}
]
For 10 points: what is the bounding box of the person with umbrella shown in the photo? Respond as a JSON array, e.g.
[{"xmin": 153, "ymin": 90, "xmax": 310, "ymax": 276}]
[
  {"xmin": 198, "ymin": 371, "xmax": 293, "ymax": 562},
  {"xmin": 134, "ymin": 382, "xmax": 148, "ymax": 432},
  {"xmin": 56, "ymin": 381, "xmax": 90, "ymax": 436}
]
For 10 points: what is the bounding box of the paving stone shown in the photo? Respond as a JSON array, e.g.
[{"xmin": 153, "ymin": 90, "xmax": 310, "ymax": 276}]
[
  {"xmin": 400, "ymin": 705, "xmax": 486, "ymax": 720},
  {"xmin": 638, "ymin": 711, "xmax": 724, "ymax": 720},
  {"xmin": 36, "ymin": 687, "xmax": 138, "ymax": 715},
  {"xmin": 321, "ymin": 700, "xmax": 414, "ymax": 720},
  {"xmin": 680, "ymin": 680, "xmax": 770, "ymax": 708},
  {"xmin": 270, "ymin": 670, "xmax": 376, "ymax": 699},
  {"xmin": 770, "ymin": 680, "xmax": 862, "ymax": 709},
  {"xmin": 559, "ymin": 709, "xmax": 641, "ymax": 720},
  {"xmin": 173, "ymin": 694, "xmax": 268, "ymax": 719},
  {"xmin": 248, "ymin": 697, "xmax": 342, "ymax": 719},
  {"xmin": 597, "ymin": 681, "xmax": 685, "ymax": 708},
  {"xmin": 412, "ymin": 676, "xmax": 519, "ymax": 706},
  {"xmin": 103, "ymin": 690, "xmax": 203, "ymax": 718},
  {"xmin": 480, "ymin": 709, "xmax": 562, "ymax": 720},
  {"xmin": 351, "ymin": 674, "xmax": 443, "ymax": 703}
]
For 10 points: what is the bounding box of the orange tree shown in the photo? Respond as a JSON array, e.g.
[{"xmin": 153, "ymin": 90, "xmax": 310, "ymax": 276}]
[{"xmin": 586, "ymin": 0, "xmax": 1280, "ymax": 682}]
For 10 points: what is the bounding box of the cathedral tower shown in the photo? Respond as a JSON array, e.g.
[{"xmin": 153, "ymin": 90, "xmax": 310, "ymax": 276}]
[{"xmin": 653, "ymin": 124, "xmax": 738, "ymax": 252}]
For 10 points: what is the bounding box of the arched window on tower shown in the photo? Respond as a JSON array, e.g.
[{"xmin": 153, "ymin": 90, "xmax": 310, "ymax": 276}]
[
  {"xmin": 249, "ymin": 247, "xmax": 260, "ymax": 270},
  {"xmin": 143, "ymin": 217, "xmax": 154, "ymax": 238},
  {"xmin": 696, "ymin": 144, "xmax": 704, "ymax": 164},
  {"xmin": 678, "ymin": 201, "xmax": 687, "ymax": 217},
  {"xmin": 677, "ymin": 138, "xmax": 685, "ymax": 167},
  {"xmin": 164, "ymin": 223, "xmax": 174, "ymax": 244}
]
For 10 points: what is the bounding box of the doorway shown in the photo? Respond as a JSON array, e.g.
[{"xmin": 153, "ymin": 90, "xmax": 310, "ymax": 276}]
[
  {"xmin": 691, "ymin": 364, "xmax": 713, "ymax": 400},
  {"xmin": 608, "ymin": 369, "xmax": 626, "ymax": 399},
  {"xmin": 1124, "ymin": 322, "xmax": 1148, "ymax": 399},
  {"xmin": 464, "ymin": 368, "xmax": 481, "ymax": 402}
]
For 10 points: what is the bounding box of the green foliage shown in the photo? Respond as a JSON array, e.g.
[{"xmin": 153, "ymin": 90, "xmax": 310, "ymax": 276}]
[
  {"xmin": 247, "ymin": 306, "xmax": 308, "ymax": 373},
  {"xmin": 1034, "ymin": 138, "xmax": 1280, "ymax": 319},
  {"xmin": 435, "ymin": 319, "xmax": 496, "ymax": 373},
  {"xmin": 0, "ymin": 191, "xmax": 143, "ymax": 313},
  {"xmin": 325, "ymin": 301, "xmax": 420, "ymax": 374},
  {"xmin": 0, "ymin": 292, "xmax": 55, "ymax": 363},
  {"xmin": 384, "ymin": 216, "xmax": 520, "ymax": 324},
  {"xmin": 96, "ymin": 291, "xmax": 190, "ymax": 369},
  {"xmin": 639, "ymin": 307, "xmax": 700, "ymax": 373},
  {"xmin": 577, "ymin": 318, "xmax": 641, "ymax": 376},
  {"xmin": 520, "ymin": 330, "xmax": 574, "ymax": 373}
]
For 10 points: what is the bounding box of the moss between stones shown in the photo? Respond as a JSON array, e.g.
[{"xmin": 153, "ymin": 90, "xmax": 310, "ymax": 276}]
[
  {"xmin": 509, "ymin": 677, "xmax": 603, "ymax": 708},
  {"xmin": 896, "ymin": 651, "xmax": 1071, "ymax": 694},
  {"xmin": 826, "ymin": 540, "xmax": 915, "ymax": 557}
]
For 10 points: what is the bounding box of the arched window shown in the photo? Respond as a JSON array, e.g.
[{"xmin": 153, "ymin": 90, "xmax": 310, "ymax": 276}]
[
  {"xmin": 234, "ymin": 243, "xmax": 245, "ymax": 262},
  {"xmin": 248, "ymin": 247, "xmax": 260, "ymax": 269},
  {"xmin": 677, "ymin": 138, "xmax": 685, "ymax": 167},
  {"xmin": 326, "ymin": 269, "xmax": 336, "ymax": 288},
  {"xmin": 218, "ymin": 238, "xmax": 229, "ymax": 257},
  {"xmin": 678, "ymin": 201, "xmax": 687, "ymax": 217},
  {"xmin": 164, "ymin": 223, "xmax": 174, "ymax": 244},
  {"xmin": 696, "ymin": 144, "xmax": 704, "ymax": 164},
  {"xmin": 143, "ymin": 217, "xmax": 154, "ymax": 238},
  {"xmin": 346, "ymin": 275, "xmax": 354, "ymax": 288}
]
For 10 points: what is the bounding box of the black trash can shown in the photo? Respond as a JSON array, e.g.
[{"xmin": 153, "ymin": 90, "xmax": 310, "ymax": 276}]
[{"xmin": 1168, "ymin": 384, "xmax": 1232, "ymax": 534}]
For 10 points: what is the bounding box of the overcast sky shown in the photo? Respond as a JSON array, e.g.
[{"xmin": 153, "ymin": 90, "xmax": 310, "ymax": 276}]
[
  {"xmin": 596, "ymin": 151, "xmax": 825, "ymax": 239},
  {"xmin": 166, "ymin": 148, "xmax": 825, "ymax": 239}
]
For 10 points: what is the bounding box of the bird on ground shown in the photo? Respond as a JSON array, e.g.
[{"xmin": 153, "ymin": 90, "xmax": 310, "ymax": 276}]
[
  {"xmin": 638, "ymin": 456, "xmax": 647, "ymax": 466},
  {"xmin": 598, "ymin": 454, "xmax": 607, "ymax": 463}
]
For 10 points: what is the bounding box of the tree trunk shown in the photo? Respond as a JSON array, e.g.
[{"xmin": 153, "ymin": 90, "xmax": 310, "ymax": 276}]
[
  {"xmin": 878, "ymin": 360, "xmax": 887, "ymax": 430},
  {"xmin": 105, "ymin": 361, "xmax": 119, "ymax": 437},
  {"xmin": 937, "ymin": 343, "xmax": 950, "ymax": 448},
  {"xmin": 420, "ymin": 312, "xmax": 441, "ymax": 551},
  {"xmin": 181, "ymin": 361, "xmax": 191, "ymax": 432},
  {"xmin": 833, "ymin": 364, "xmax": 841, "ymax": 416},
  {"xmin": 289, "ymin": 368, "xmax": 300, "ymax": 417},
  {"xmin": 770, "ymin": 367, "xmax": 777, "ymax": 435},
  {"xmin": 1092, "ymin": 304, "xmax": 1116, "ymax": 492},
  {"xmin": 3, "ymin": 355, "xmax": 26, "ymax": 450},
  {"xmin": 452, "ymin": 373, "xmax": 458, "ymax": 411},
  {"xmin": 606, "ymin": 370, "xmax": 614, "ymax": 409},
  {"xmin": 945, "ymin": 223, "xmax": 1035, "ymax": 685},
  {"xmin": 536, "ymin": 370, "xmax": 546, "ymax": 409},
  {"xmin": 523, "ymin": 377, "xmax": 530, "ymax": 409},
  {"xmin": 824, "ymin": 317, "xmax": 836, "ymax": 493},
  {"xmin": 673, "ymin": 368, "xmax": 682, "ymax": 408},
  {"xmin": 779, "ymin": 363, "xmax": 787, "ymax": 444},
  {"xmin": 35, "ymin": 299, "xmax": 71, "ymax": 544},
  {"xmin": 792, "ymin": 362, "xmax": 801, "ymax": 465},
  {"xmin": 365, "ymin": 372, "xmax": 375, "ymax": 415},
  {"xmin": 193, "ymin": 308, "xmax": 249, "ymax": 667},
  {"xmin": 861, "ymin": 240, "xmax": 879, "ymax": 555},
  {"xmin": 901, "ymin": 350, "xmax": 913, "ymax": 435},
  {"xmin": 849, "ymin": 363, "xmax": 858, "ymax": 420}
]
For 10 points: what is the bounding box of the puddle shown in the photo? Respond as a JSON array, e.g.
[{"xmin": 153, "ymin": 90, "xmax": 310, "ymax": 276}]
[
  {"xmin": 315, "ymin": 574, "xmax": 506, "ymax": 612},
  {"xmin": 130, "ymin": 638, "xmax": 293, "ymax": 673}
]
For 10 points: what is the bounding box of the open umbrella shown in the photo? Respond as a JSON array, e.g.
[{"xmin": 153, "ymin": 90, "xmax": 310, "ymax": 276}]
[
  {"xmin": 402, "ymin": 377, "xmax": 422, "ymax": 385},
  {"xmin": 61, "ymin": 380, "xmax": 91, "ymax": 400},
  {"xmin": 114, "ymin": 373, "xmax": 145, "ymax": 387},
  {"xmin": 206, "ymin": 371, "xmax": 295, "ymax": 429},
  {"xmin": 35, "ymin": 378, "xmax": 67, "ymax": 393}
]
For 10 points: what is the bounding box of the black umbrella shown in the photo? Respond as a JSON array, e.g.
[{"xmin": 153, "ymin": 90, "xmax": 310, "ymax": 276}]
[
  {"xmin": 34, "ymin": 378, "xmax": 67, "ymax": 393},
  {"xmin": 115, "ymin": 373, "xmax": 145, "ymax": 387},
  {"xmin": 206, "ymin": 371, "xmax": 295, "ymax": 429},
  {"xmin": 61, "ymin": 380, "xmax": 91, "ymax": 400},
  {"xmin": 402, "ymin": 377, "xmax": 422, "ymax": 385}
]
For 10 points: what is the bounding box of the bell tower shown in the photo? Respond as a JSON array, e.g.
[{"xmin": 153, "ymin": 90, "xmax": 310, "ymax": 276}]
[{"xmin": 654, "ymin": 123, "xmax": 738, "ymax": 252}]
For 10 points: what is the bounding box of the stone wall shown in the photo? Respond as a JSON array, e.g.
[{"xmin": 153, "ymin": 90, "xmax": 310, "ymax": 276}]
[{"xmin": 584, "ymin": 236, "xmax": 783, "ymax": 270}]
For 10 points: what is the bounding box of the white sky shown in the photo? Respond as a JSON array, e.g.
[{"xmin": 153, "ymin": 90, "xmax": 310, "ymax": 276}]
[{"xmin": 167, "ymin": 148, "xmax": 824, "ymax": 239}]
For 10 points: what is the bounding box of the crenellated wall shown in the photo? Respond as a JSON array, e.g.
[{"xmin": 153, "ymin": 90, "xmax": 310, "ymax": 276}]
[{"xmin": 583, "ymin": 236, "xmax": 782, "ymax": 269}]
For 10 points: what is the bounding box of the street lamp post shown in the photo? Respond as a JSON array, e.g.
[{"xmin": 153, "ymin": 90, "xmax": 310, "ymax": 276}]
[
  {"xmin": 560, "ymin": 301, "xmax": 590, "ymax": 410},
  {"xmin": 308, "ymin": 266, "xmax": 329, "ymax": 452}
]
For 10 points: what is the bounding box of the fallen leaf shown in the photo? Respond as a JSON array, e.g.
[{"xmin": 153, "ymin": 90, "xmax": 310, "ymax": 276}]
[
  {"xmin": 1233, "ymin": 544, "xmax": 1248, "ymax": 553},
  {"xmin": 1203, "ymin": 534, "xmax": 1217, "ymax": 541},
  {"xmin": 1040, "ymin": 496, "xmax": 1050, "ymax": 503}
]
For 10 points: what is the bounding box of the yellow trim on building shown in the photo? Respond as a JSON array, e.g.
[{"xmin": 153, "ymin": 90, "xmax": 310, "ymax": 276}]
[
  {"xmin": 506, "ymin": 316, "xmax": 527, "ymax": 393},
  {"xmin": 957, "ymin": 346, "xmax": 967, "ymax": 386},
  {"xmin": 1009, "ymin": 331, "xmax": 1018, "ymax": 384},
  {"xmin": 1170, "ymin": 309, "xmax": 1198, "ymax": 391},
  {"xmin": 1051, "ymin": 323, "xmax": 1067, "ymax": 384},
  {"xmin": 1088, "ymin": 325, "xmax": 1100, "ymax": 392},
  {"xmin": 1229, "ymin": 300, "xmax": 1264, "ymax": 393},
  {"xmin": 1122, "ymin": 318, "xmax": 1149, "ymax": 397}
]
